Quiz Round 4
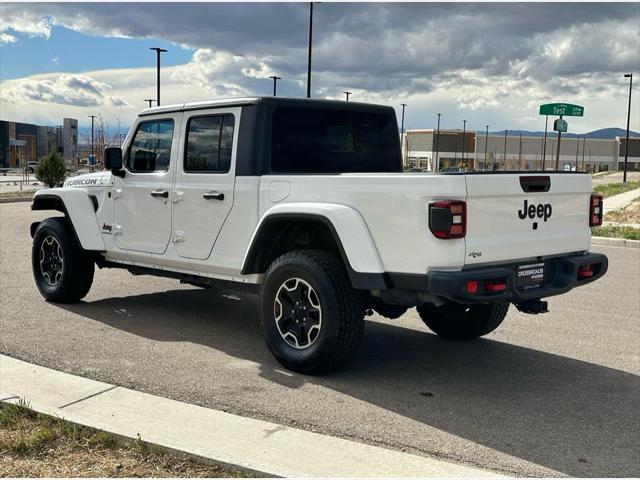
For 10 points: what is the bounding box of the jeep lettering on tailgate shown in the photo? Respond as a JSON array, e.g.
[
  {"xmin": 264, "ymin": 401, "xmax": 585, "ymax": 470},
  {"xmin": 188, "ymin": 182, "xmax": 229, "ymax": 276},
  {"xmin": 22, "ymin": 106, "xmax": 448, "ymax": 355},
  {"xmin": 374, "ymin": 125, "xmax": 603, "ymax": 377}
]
[{"xmin": 518, "ymin": 199, "xmax": 552, "ymax": 222}]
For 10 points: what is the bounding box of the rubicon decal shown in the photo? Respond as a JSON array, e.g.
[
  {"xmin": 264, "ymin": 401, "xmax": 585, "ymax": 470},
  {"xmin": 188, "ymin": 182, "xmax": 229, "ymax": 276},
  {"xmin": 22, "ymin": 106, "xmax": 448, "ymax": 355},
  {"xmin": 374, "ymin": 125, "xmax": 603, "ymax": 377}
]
[
  {"xmin": 64, "ymin": 178, "xmax": 98, "ymax": 187},
  {"xmin": 518, "ymin": 200, "xmax": 552, "ymax": 222}
]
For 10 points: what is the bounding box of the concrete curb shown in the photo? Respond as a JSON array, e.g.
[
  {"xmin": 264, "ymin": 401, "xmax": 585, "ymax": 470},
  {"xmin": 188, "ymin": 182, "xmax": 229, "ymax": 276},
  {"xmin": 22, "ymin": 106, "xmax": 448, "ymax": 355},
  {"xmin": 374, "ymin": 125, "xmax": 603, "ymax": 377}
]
[
  {"xmin": 0, "ymin": 355, "xmax": 502, "ymax": 478},
  {"xmin": 592, "ymin": 236, "xmax": 640, "ymax": 249},
  {"xmin": 0, "ymin": 196, "xmax": 33, "ymax": 204}
]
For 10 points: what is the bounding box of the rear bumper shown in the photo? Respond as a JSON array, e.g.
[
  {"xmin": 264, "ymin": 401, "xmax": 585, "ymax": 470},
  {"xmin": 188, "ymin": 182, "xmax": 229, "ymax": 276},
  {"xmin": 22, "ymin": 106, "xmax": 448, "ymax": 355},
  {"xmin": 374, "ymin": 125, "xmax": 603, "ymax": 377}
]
[{"xmin": 425, "ymin": 252, "xmax": 608, "ymax": 304}]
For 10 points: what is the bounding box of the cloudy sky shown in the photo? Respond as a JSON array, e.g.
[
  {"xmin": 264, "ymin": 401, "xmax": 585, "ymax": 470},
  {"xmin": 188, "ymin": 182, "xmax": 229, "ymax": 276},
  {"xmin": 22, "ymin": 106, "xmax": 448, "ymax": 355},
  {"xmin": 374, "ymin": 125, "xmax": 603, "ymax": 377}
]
[{"xmin": 1, "ymin": 2, "xmax": 639, "ymax": 135}]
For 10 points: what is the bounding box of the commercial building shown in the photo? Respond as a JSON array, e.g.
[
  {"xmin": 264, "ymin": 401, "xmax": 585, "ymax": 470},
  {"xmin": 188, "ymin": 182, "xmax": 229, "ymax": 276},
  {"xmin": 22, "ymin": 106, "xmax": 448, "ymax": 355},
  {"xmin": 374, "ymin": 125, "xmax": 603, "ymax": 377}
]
[
  {"xmin": 402, "ymin": 129, "xmax": 640, "ymax": 172},
  {"xmin": 0, "ymin": 118, "xmax": 79, "ymax": 169}
]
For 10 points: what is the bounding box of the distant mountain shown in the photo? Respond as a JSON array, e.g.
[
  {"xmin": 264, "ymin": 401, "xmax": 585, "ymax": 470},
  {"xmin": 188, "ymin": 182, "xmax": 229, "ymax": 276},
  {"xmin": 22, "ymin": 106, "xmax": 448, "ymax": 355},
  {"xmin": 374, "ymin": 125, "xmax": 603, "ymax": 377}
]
[{"xmin": 477, "ymin": 127, "xmax": 639, "ymax": 140}]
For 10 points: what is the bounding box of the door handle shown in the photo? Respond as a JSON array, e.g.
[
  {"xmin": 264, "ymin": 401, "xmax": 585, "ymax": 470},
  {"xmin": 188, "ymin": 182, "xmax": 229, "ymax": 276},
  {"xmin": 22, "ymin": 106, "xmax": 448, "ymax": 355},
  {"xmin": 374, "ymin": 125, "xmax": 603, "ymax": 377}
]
[
  {"xmin": 203, "ymin": 191, "xmax": 224, "ymax": 201},
  {"xmin": 150, "ymin": 190, "xmax": 169, "ymax": 198}
]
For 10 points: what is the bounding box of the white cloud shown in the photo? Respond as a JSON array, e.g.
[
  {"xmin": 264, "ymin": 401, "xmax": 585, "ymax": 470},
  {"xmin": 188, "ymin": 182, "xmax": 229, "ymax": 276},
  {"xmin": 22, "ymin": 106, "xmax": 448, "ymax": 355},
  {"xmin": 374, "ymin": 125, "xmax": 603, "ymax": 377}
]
[{"xmin": 0, "ymin": 73, "xmax": 130, "ymax": 108}]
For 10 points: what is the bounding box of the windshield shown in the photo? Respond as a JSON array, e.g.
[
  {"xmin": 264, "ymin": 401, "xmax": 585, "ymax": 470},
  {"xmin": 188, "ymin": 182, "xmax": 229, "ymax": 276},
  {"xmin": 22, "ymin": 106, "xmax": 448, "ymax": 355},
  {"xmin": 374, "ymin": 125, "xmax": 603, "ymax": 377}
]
[{"xmin": 270, "ymin": 108, "xmax": 402, "ymax": 173}]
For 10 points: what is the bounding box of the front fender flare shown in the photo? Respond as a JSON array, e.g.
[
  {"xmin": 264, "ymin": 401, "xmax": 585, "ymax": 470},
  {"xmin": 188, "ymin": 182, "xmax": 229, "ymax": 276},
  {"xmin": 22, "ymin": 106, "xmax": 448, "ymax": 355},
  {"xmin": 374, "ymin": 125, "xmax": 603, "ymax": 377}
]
[{"xmin": 31, "ymin": 188, "xmax": 105, "ymax": 251}]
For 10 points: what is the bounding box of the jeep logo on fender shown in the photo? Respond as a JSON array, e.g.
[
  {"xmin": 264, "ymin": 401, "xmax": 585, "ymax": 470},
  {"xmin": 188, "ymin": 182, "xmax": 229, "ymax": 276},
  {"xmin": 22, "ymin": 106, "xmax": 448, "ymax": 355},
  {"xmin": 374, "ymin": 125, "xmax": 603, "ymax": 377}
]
[{"xmin": 518, "ymin": 200, "xmax": 552, "ymax": 222}]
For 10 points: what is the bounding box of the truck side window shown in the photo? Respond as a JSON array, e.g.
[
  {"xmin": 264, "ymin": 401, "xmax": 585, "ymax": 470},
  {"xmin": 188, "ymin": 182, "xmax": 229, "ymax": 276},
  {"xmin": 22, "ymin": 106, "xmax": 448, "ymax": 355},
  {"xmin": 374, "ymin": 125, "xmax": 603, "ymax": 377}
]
[
  {"xmin": 184, "ymin": 114, "xmax": 235, "ymax": 173},
  {"xmin": 127, "ymin": 119, "xmax": 175, "ymax": 173},
  {"xmin": 270, "ymin": 108, "xmax": 401, "ymax": 173}
]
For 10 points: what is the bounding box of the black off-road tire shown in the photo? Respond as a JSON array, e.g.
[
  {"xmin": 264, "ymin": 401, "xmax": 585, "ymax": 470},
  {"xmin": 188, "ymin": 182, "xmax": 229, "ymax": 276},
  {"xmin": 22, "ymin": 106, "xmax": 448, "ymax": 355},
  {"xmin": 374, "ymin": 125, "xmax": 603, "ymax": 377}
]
[
  {"xmin": 416, "ymin": 302, "xmax": 509, "ymax": 340},
  {"xmin": 32, "ymin": 217, "xmax": 95, "ymax": 303},
  {"xmin": 260, "ymin": 250, "xmax": 365, "ymax": 374}
]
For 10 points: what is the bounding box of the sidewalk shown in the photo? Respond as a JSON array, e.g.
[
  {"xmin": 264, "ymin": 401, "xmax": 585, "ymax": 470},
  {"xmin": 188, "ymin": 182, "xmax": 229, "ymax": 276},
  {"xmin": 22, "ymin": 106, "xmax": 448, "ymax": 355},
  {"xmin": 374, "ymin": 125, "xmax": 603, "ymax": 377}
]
[
  {"xmin": 603, "ymin": 188, "xmax": 640, "ymax": 214},
  {"xmin": 0, "ymin": 355, "xmax": 502, "ymax": 478}
]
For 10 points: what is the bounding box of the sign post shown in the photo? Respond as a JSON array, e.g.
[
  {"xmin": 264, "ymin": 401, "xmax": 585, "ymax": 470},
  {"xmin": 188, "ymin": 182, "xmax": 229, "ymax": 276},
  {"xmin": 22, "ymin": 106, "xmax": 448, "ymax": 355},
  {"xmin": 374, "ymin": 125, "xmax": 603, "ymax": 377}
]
[
  {"xmin": 539, "ymin": 103, "xmax": 584, "ymax": 171},
  {"xmin": 554, "ymin": 116, "xmax": 568, "ymax": 170}
]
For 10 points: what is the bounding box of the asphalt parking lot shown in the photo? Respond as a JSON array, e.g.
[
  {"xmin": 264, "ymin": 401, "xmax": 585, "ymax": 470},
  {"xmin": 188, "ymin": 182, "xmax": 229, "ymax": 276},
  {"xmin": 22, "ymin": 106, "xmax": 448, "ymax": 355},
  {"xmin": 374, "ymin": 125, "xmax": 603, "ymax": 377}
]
[{"xmin": 1, "ymin": 201, "xmax": 638, "ymax": 477}]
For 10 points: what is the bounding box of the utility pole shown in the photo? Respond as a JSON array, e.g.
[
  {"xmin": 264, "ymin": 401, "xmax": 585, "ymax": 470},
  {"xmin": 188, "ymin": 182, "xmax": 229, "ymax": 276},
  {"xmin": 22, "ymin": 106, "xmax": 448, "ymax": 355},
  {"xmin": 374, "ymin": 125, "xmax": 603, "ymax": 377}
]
[
  {"xmin": 150, "ymin": 47, "xmax": 167, "ymax": 106},
  {"xmin": 461, "ymin": 120, "xmax": 467, "ymax": 163},
  {"xmin": 400, "ymin": 104, "xmax": 407, "ymax": 167},
  {"xmin": 306, "ymin": 2, "xmax": 313, "ymax": 98},
  {"xmin": 484, "ymin": 125, "xmax": 489, "ymax": 170},
  {"xmin": 581, "ymin": 137, "xmax": 586, "ymax": 171},
  {"xmin": 269, "ymin": 76, "xmax": 281, "ymax": 96},
  {"xmin": 344, "ymin": 91, "xmax": 351, "ymax": 102},
  {"xmin": 435, "ymin": 113, "xmax": 442, "ymax": 170},
  {"xmin": 542, "ymin": 114, "xmax": 549, "ymax": 170},
  {"xmin": 144, "ymin": 99, "xmax": 155, "ymax": 108},
  {"xmin": 88, "ymin": 115, "xmax": 96, "ymax": 161},
  {"xmin": 623, "ymin": 73, "xmax": 633, "ymax": 183}
]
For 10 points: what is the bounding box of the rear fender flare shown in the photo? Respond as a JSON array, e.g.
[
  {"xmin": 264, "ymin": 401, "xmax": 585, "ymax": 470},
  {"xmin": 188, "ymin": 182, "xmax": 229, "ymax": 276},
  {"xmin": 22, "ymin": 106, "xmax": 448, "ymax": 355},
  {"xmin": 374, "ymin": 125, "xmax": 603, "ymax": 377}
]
[{"xmin": 242, "ymin": 202, "xmax": 388, "ymax": 289}]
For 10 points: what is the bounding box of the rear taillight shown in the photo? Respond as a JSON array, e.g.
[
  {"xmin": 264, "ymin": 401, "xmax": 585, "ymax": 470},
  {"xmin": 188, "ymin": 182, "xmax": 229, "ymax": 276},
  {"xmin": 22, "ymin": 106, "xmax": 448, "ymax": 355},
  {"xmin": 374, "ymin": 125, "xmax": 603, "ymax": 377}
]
[
  {"xmin": 429, "ymin": 200, "xmax": 466, "ymax": 239},
  {"xmin": 577, "ymin": 265, "xmax": 594, "ymax": 279},
  {"xmin": 590, "ymin": 194, "xmax": 603, "ymax": 227}
]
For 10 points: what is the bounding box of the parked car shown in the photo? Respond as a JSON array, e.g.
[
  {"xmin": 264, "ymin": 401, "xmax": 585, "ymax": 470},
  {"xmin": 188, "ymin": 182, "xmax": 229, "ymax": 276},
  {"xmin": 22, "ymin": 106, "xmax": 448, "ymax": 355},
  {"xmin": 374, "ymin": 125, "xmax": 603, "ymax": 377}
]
[
  {"xmin": 26, "ymin": 161, "xmax": 39, "ymax": 173},
  {"xmin": 29, "ymin": 97, "xmax": 608, "ymax": 373}
]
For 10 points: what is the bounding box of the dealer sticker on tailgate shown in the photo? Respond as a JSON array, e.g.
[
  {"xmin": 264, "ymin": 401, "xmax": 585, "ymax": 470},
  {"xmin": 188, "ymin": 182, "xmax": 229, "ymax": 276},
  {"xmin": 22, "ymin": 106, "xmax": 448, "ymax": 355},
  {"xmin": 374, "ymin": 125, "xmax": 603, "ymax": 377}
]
[{"xmin": 517, "ymin": 262, "xmax": 545, "ymax": 290}]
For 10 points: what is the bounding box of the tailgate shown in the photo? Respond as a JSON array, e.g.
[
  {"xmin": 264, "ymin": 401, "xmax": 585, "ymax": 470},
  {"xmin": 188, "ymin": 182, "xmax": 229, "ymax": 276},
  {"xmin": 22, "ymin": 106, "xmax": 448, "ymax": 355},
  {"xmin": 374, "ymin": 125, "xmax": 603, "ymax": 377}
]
[{"xmin": 464, "ymin": 173, "xmax": 592, "ymax": 266}]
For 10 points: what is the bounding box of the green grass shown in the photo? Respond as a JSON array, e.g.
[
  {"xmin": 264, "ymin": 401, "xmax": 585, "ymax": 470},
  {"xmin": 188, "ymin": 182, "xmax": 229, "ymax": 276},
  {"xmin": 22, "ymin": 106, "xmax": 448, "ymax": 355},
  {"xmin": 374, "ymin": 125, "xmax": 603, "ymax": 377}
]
[
  {"xmin": 593, "ymin": 181, "xmax": 640, "ymax": 198},
  {"xmin": 592, "ymin": 225, "xmax": 640, "ymax": 240}
]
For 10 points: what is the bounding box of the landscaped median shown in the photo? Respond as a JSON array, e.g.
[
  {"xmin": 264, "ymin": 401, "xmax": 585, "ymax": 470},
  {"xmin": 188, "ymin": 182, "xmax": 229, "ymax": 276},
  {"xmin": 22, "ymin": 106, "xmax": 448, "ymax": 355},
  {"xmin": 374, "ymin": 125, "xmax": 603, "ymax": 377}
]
[
  {"xmin": 592, "ymin": 196, "xmax": 640, "ymax": 242},
  {"xmin": 0, "ymin": 400, "xmax": 248, "ymax": 478},
  {"xmin": 593, "ymin": 181, "xmax": 640, "ymax": 198}
]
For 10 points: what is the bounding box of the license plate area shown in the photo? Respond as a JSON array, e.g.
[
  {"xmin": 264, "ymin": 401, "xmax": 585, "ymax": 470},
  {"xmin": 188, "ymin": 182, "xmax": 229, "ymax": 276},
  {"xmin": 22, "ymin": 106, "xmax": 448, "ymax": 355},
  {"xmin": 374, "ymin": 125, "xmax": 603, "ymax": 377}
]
[{"xmin": 516, "ymin": 262, "xmax": 545, "ymax": 291}]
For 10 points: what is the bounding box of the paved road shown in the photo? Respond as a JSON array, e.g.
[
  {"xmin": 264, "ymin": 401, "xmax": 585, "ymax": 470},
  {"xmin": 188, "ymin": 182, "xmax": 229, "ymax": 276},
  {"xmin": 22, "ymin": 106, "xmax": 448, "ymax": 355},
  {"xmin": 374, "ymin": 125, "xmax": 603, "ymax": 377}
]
[{"xmin": 1, "ymin": 202, "xmax": 639, "ymax": 477}]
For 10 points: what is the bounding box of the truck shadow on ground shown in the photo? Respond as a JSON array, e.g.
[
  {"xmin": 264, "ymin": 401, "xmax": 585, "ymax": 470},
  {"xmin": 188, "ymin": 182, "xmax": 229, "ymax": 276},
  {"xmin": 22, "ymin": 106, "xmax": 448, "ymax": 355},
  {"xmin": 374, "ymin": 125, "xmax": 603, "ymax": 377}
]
[{"xmin": 58, "ymin": 287, "xmax": 639, "ymax": 477}]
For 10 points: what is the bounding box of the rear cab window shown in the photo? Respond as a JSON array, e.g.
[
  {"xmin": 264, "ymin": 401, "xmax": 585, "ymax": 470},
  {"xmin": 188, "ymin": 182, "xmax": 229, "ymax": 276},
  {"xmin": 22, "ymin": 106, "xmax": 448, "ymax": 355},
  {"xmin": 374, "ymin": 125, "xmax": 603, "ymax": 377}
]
[
  {"xmin": 184, "ymin": 114, "xmax": 235, "ymax": 173},
  {"xmin": 270, "ymin": 108, "xmax": 402, "ymax": 173}
]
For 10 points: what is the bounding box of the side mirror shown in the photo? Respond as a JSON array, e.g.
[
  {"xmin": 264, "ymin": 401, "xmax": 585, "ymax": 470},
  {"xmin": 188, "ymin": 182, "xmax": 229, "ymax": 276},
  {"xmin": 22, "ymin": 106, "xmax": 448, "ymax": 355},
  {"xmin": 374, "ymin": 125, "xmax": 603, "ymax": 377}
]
[{"xmin": 104, "ymin": 147, "xmax": 124, "ymax": 177}]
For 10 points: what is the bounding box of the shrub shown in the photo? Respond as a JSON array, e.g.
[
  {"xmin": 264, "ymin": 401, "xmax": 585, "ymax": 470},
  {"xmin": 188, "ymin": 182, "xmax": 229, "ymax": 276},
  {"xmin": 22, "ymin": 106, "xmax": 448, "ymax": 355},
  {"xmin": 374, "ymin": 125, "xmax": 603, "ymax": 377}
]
[{"xmin": 35, "ymin": 151, "xmax": 67, "ymax": 188}]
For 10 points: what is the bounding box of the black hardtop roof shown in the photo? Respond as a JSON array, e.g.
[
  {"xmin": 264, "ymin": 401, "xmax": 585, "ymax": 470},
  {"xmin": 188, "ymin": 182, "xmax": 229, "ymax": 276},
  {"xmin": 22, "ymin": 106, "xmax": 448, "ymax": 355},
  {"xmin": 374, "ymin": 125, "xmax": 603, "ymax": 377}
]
[{"xmin": 138, "ymin": 96, "xmax": 396, "ymax": 116}]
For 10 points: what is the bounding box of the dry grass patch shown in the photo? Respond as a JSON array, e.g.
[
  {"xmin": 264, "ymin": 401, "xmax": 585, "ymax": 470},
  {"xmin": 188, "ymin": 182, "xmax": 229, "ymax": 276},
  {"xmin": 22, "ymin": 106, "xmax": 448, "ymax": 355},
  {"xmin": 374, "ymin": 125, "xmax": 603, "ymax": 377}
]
[
  {"xmin": 604, "ymin": 199, "xmax": 640, "ymax": 224},
  {"xmin": 0, "ymin": 401, "xmax": 251, "ymax": 478}
]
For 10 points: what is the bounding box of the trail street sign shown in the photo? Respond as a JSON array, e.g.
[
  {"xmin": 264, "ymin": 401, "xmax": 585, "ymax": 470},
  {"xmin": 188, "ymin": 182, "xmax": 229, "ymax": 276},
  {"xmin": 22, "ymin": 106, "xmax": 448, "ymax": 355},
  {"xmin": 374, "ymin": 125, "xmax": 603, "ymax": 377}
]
[
  {"xmin": 554, "ymin": 118, "xmax": 568, "ymax": 133},
  {"xmin": 539, "ymin": 103, "xmax": 584, "ymax": 117}
]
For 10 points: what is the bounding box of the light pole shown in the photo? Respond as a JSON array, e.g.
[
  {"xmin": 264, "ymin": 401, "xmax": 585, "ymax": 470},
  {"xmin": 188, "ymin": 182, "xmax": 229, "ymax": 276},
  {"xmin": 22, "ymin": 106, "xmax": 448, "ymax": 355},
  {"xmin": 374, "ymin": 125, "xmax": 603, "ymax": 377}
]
[
  {"xmin": 344, "ymin": 91, "xmax": 351, "ymax": 102},
  {"xmin": 144, "ymin": 99, "xmax": 155, "ymax": 108},
  {"xmin": 519, "ymin": 133, "xmax": 523, "ymax": 165},
  {"xmin": 306, "ymin": 2, "xmax": 313, "ymax": 98},
  {"xmin": 269, "ymin": 76, "xmax": 281, "ymax": 96},
  {"xmin": 503, "ymin": 129, "xmax": 508, "ymax": 163},
  {"xmin": 150, "ymin": 47, "xmax": 167, "ymax": 106},
  {"xmin": 623, "ymin": 73, "xmax": 633, "ymax": 183},
  {"xmin": 461, "ymin": 120, "xmax": 467, "ymax": 163},
  {"xmin": 484, "ymin": 125, "xmax": 489, "ymax": 170},
  {"xmin": 435, "ymin": 113, "xmax": 442, "ymax": 170},
  {"xmin": 88, "ymin": 115, "xmax": 96, "ymax": 161},
  {"xmin": 400, "ymin": 104, "xmax": 407, "ymax": 166}
]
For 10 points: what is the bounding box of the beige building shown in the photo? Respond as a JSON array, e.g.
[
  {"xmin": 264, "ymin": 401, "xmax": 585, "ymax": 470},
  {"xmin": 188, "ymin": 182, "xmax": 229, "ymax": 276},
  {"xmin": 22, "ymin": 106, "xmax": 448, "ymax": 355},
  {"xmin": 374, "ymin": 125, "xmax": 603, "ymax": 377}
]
[{"xmin": 402, "ymin": 129, "xmax": 640, "ymax": 173}]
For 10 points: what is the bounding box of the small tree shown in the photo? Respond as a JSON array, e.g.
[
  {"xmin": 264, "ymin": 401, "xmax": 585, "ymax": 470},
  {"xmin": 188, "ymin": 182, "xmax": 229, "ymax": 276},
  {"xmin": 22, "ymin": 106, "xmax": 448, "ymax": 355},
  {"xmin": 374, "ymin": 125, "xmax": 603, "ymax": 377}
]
[{"xmin": 36, "ymin": 151, "xmax": 67, "ymax": 188}]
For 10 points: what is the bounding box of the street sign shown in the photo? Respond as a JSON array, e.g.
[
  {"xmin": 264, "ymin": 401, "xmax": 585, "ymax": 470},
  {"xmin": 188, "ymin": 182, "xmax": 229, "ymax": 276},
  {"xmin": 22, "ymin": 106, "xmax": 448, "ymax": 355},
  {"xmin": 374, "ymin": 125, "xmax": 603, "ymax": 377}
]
[
  {"xmin": 554, "ymin": 118, "xmax": 568, "ymax": 133},
  {"xmin": 539, "ymin": 103, "xmax": 584, "ymax": 117}
]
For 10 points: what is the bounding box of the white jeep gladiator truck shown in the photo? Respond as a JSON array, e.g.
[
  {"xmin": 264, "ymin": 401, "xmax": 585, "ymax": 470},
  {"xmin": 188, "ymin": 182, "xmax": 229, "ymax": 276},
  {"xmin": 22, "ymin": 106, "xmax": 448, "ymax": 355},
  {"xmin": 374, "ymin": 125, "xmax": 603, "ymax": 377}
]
[{"xmin": 30, "ymin": 97, "xmax": 608, "ymax": 373}]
